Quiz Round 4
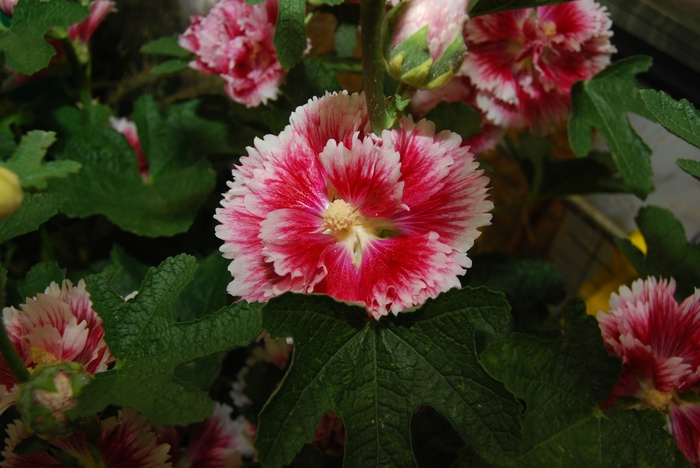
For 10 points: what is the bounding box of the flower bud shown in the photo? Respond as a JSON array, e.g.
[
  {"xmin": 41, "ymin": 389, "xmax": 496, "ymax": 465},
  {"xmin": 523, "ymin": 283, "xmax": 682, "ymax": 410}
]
[
  {"xmin": 16, "ymin": 362, "xmax": 93, "ymax": 439},
  {"xmin": 382, "ymin": 0, "xmax": 468, "ymax": 90},
  {"xmin": 0, "ymin": 166, "xmax": 23, "ymax": 219}
]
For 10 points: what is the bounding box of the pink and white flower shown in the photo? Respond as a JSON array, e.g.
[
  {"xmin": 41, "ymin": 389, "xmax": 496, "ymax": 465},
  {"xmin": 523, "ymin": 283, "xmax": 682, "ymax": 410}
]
[
  {"xmin": 68, "ymin": 0, "xmax": 117, "ymax": 43},
  {"xmin": 0, "ymin": 279, "xmax": 114, "ymax": 415},
  {"xmin": 0, "ymin": 0, "xmax": 16, "ymax": 16},
  {"xmin": 109, "ymin": 116, "xmax": 149, "ymax": 180},
  {"xmin": 178, "ymin": 0, "xmax": 285, "ymax": 108},
  {"xmin": 1, "ymin": 408, "xmax": 172, "ymax": 468},
  {"xmin": 461, "ymin": 0, "xmax": 616, "ymax": 134},
  {"xmin": 215, "ymin": 91, "xmax": 493, "ymax": 319},
  {"xmin": 597, "ymin": 277, "xmax": 700, "ymax": 466}
]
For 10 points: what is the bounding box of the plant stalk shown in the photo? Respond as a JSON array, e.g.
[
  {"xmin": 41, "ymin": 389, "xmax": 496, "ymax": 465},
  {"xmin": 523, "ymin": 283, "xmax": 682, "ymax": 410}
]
[
  {"xmin": 360, "ymin": 0, "xmax": 388, "ymax": 135},
  {"xmin": 60, "ymin": 38, "xmax": 92, "ymax": 108}
]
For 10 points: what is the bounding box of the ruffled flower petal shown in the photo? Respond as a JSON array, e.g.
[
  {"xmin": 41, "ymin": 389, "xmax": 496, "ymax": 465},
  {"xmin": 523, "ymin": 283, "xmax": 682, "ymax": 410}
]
[{"xmin": 669, "ymin": 404, "xmax": 700, "ymax": 466}]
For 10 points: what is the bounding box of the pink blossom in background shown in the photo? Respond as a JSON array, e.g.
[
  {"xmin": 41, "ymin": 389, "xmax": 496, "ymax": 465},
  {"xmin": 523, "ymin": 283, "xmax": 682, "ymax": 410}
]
[
  {"xmin": 411, "ymin": 77, "xmax": 505, "ymax": 154},
  {"xmin": 179, "ymin": 0, "xmax": 286, "ymax": 108},
  {"xmin": 68, "ymin": 0, "xmax": 117, "ymax": 43},
  {"xmin": 597, "ymin": 277, "xmax": 700, "ymax": 466},
  {"xmin": 1, "ymin": 409, "xmax": 172, "ymax": 468},
  {"xmin": 391, "ymin": 0, "xmax": 469, "ymax": 63},
  {"xmin": 0, "ymin": 0, "xmax": 16, "ymax": 16},
  {"xmin": 312, "ymin": 412, "xmax": 345, "ymax": 457},
  {"xmin": 177, "ymin": 404, "xmax": 257, "ymax": 467},
  {"xmin": 215, "ymin": 91, "xmax": 493, "ymax": 319},
  {"xmin": 0, "ymin": 280, "xmax": 114, "ymax": 415},
  {"xmin": 462, "ymin": 0, "xmax": 616, "ymax": 134},
  {"xmin": 109, "ymin": 116, "xmax": 149, "ymax": 180}
]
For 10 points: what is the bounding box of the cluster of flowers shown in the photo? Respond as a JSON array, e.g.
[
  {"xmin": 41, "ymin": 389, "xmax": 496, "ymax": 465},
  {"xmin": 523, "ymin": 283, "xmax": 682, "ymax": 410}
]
[
  {"xmin": 0, "ymin": 281, "xmax": 256, "ymax": 467},
  {"xmin": 598, "ymin": 278, "xmax": 700, "ymax": 466}
]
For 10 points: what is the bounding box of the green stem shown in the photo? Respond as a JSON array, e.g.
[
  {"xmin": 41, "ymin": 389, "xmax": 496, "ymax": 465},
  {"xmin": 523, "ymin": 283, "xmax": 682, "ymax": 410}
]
[
  {"xmin": 360, "ymin": 0, "xmax": 388, "ymax": 135},
  {"xmin": 60, "ymin": 38, "xmax": 92, "ymax": 108}
]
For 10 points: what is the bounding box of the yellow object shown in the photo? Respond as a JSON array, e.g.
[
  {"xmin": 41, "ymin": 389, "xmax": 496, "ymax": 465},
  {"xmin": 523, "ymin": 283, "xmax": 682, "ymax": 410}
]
[
  {"xmin": 0, "ymin": 167, "xmax": 23, "ymax": 219},
  {"xmin": 579, "ymin": 229, "xmax": 646, "ymax": 315}
]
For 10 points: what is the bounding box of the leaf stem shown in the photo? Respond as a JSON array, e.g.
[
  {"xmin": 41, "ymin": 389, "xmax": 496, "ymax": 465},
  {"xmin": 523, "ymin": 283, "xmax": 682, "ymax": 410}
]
[
  {"xmin": 60, "ymin": 38, "xmax": 92, "ymax": 108},
  {"xmin": 361, "ymin": 0, "xmax": 388, "ymax": 134},
  {"xmin": 0, "ymin": 268, "xmax": 30, "ymax": 384}
]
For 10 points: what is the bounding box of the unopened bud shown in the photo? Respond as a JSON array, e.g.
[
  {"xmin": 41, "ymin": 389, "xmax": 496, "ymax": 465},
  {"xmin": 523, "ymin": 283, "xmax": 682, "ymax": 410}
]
[
  {"xmin": 0, "ymin": 167, "xmax": 23, "ymax": 219},
  {"xmin": 16, "ymin": 362, "xmax": 93, "ymax": 439},
  {"xmin": 382, "ymin": 0, "xmax": 468, "ymax": 90}
]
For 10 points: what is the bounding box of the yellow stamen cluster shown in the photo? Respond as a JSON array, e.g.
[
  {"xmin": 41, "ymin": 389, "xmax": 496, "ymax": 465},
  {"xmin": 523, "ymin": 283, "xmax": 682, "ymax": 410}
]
[
  {"xmin": 31, "ymin": 347, "xmax": 59, "ymax": 366},
  {"xmin": 323, "ymin": 199, "xmax": 356, "ymax": 233}
]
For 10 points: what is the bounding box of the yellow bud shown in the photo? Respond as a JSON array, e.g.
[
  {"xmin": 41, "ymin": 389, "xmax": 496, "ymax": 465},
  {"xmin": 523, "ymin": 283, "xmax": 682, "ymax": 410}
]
[{"xmin": 0, "ymin": 167, "xmax": 23, "ymax": 219}]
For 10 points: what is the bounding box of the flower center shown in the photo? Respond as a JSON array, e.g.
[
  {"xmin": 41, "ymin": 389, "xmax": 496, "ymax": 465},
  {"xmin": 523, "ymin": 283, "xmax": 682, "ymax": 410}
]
[
  {"xmin": 31, "ymin": 347, "xmax": 59, "ymax": 366},
  {"xmin": 323, "ymin": 199, "xmax": 357, "ymax": 233},
  {"xmin": 543, "ymin": 21, "xmax": 557, "ymax": 37},
  {"xmin": 640, "ymin": 387, "xmax": 673, "ymax": 411}
]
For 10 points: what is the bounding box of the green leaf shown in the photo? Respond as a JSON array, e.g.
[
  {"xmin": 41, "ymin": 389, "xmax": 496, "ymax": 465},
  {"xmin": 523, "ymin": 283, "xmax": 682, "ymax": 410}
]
[
  {"xmin": 615, "ymin": 206, "xmax": 700, "ymax": 300},
  {"xmin": 256, "ymin": 288, "xmax": 522, "ymax": 468},
  {"xmin": 150, "ymin": 59, "xmax": 190, "ymax": 75},
  {"xmin": 0, "ymin": 193, "xmax": 63, "ymax": 243},
  {"xmin": 568, "ymin": 56, "xmax": 654, "ymax": 199},
  {"xmin": 0, "ymin": 0, "xmax": 88, "ymax": 74},
  {"xmin": 335, "ymin": 23, "xmax": 358, "ymax": 59},
  {"xmin": 677, "ymin": 158, "xmax": 700, "ymax": 181},
  {"xmin": 170, "ymin": 251, "xmax": 230, "ymax": 322},
  {"xmin": 482, "ymin": 299, "xmax": 690, "ymax": 466},
  {"xmin": 425, "ymin": 102, "xmax": 483, "ymax": 141},
  {"xmin": 18, "ymin": 262, "xmax": 66, "ymax": 300},
  {"xmin": 0, "ymin": 131, "xmax": 81, "ymax": 189},
  {"xmin": 469, "ymin": 0, "xmax": 568, "ymax": 17},
  {"xmin": 274, "ymin": 0, "xmax": 307, "ymax": 71},
  {"xmin": 51, "ymin": 98, "xmax": 226, "ymax": 237},
  {"xmin": 101, "ymin": 245, "xmax": 149, "ymax": 299},
  {"xmin": 140, "ymin": 35, "xmax": 191, "ymax": 58},
  {"xmin": 639, "ymin": 89, "xmax": 700, "ymax": 149},
  {"xmin": 282, "ymin": 59, "xmax": 341, "ymax": 107},
  {"xmin": 76, "ymin": 255, "xmax": 263, "ymax": 426}
]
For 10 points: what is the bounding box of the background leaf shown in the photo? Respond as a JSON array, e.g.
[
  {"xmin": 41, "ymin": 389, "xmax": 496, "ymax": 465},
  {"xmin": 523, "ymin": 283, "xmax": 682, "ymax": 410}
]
[
  {"xmin": 0, "ymin": 193, "xmax": 63, "ymax": 243},
  {"xmin": 18, "ymin": 262, "xmax": 66, "ymax": 300},
  {"xmin": 616, "ymin": 206, "xmax": 700, "ymax": 300},
  {"xmin": 469, "ymin": 0, "xmax": 568, "ymax": 17},
  {"xmin": 425, "ymin": 102, "xmax": 483, "ymax": 141},
  {"xmin": 568, "ymin": 56, "xmax": 654, "ymax": 199},
  {"xmin": 0, "ymin": 131, "xmax": 80, "ymax": 189},
  {"xmin": 677, "ymin": 158, "xmax": 700, "ymax": 181},
  {"xmin": 0, "ymin": 0, "xmax": 88, "ymax": 74},
  {"xmin": 274, "ymin": 0, "xmax": 307, "ymax": 71},
  {"xmin": 139, "ymin": 35, "xmax": 191, "ymax": 58},
  {"xmin": 482, "ymin": 299, "xmax": 690, "ymax": 466},
  {"xmin": 256, "ymin": 288, "xmax": 522, "ymax": 468},
  {"xmin": 639, "ymin": 89, "xmax": 700, "ymax": 149},
  {"xmin": 76, "ymin": 255, "xmax": 262, "ymax": 426}
]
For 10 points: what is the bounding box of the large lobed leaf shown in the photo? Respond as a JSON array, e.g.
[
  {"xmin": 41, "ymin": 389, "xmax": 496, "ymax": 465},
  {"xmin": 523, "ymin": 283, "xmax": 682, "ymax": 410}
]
[
  {"xmin": 482, "ymin": 299, "xmax": 690, "ymax": 467},
  {"xmin": 569, "ymin": 56, "xmax": 654, "ymax": 199},
  {"xmin": 0, "ymin": 193, "xmax": 63, "ymax": 244},
  {"xmin": 76, "ymin": 254, "xmax": 262, "ymax": 426},
  {"xmin": 616, "ymin": 206, "xmax": 700, "ymax": 300},
  {"xmin": 0, "ymin": 0, "xmax": 88, "ymax": 74},
  {"xmin": 50, "ymin": 97, "xmax": 227, "ymax": 237},
  {"xmin": 256, "ymin": 288, "xmax": 522, "ymax": 468}
]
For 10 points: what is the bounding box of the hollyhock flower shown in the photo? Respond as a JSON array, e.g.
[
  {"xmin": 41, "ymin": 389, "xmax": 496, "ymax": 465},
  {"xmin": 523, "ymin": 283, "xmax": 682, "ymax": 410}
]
[
  {"xmin": 109, "ymin": 116, "xmax": 149, "ymax": 180},
  {"xmin": 178, "ymin": 0, "xmax": 286, "ymax": 108},
  {"xmin": 461, "ymin": 0, "xmax": 616, "ymax": 134},
  {"xmin": 0, "ymin": 279, "xmax": 114, "ymax": 415},
  {"xmin": 411, "ymin": 77, "xmax": 505, "ymax": 153},
  {"xmin": 215, "ymin": 91, "xmax": 493, "ymax": 319},
  {"xmin": 1, "ymin": 408, "xmax": 172, "ymax": 468},
  {"xmin": 68, "ymin": 0, "xmax": 117, "ymax": 44},
  {"xmin": 312, "ymin": 412, "xmax": 345, "ymax": 457},
  {"xmin": 384, "ymin": 0, "xmax": 468, "ymax": 89},
  {"xmin": 176, "ymin": 404, "xmax": 257, "ymax": 466},
  {"xmin": 597, "ymin": 277, "xmax": 700, "ymax": 465},
  {"xmin": 0, "ymin": 0, "xmax": 16, "ymax": 16}
]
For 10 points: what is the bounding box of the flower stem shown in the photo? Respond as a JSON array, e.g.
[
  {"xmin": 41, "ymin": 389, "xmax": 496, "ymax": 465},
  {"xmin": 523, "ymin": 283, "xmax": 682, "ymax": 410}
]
[
  {"xmin": 361, "ymin": 0, "xmax": 388, "ymax": 135},
  {"xmin": 60, "ymin": 38, "xmax": 92, "ymax": 109},
  {"xmin": 0, "ymin": 268, "xmax": 29, "ymax": 383}
]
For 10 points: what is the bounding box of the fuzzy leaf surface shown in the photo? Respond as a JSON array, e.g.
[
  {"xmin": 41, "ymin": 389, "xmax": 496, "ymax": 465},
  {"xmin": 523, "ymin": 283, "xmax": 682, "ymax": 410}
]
[
  {"xmin": 0, "ymin": 193, "xmax": 63, "ymax": 243},
  {"xmin": 256, "ymin": 288, "xmax": 521, "ymax": 468},
  {"xmin": 568, "ymin": 56, "xmax": 654, "ymax": 199},
  {"xmin": 51, "ymin": 97, "xmax": 226, "ymax": 237},
  {"xmin": 0, "ymin": 0, "xmax": 88, "ymax": 74},
  {"xmin": 76, "ymin": 255, "xmax": 262, "ymax": 426},
  {"xmin": 677, "ymin": 158, "xmax": 700, "ymax": 181},
  {"xmin": 482, "ymin": 299, "xmax": 690, "ymax": 466},
  {"xmin": 274, "ymin": 0, "xmax": 307, "ymax": 70},
  {"xmin": 640, "ymin": 89, "xmax": 700, "ymax": 149},
  {"xmin": 616, "ymin": 206, "xmax": 700, "ymax": 299},
  {"xmin": 0, "ymin": 131, "xmax": 80, "ymax": 189},
  {"xmin": 19, "ymin": 262, "xmax": 66, "ymax": 300}
]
